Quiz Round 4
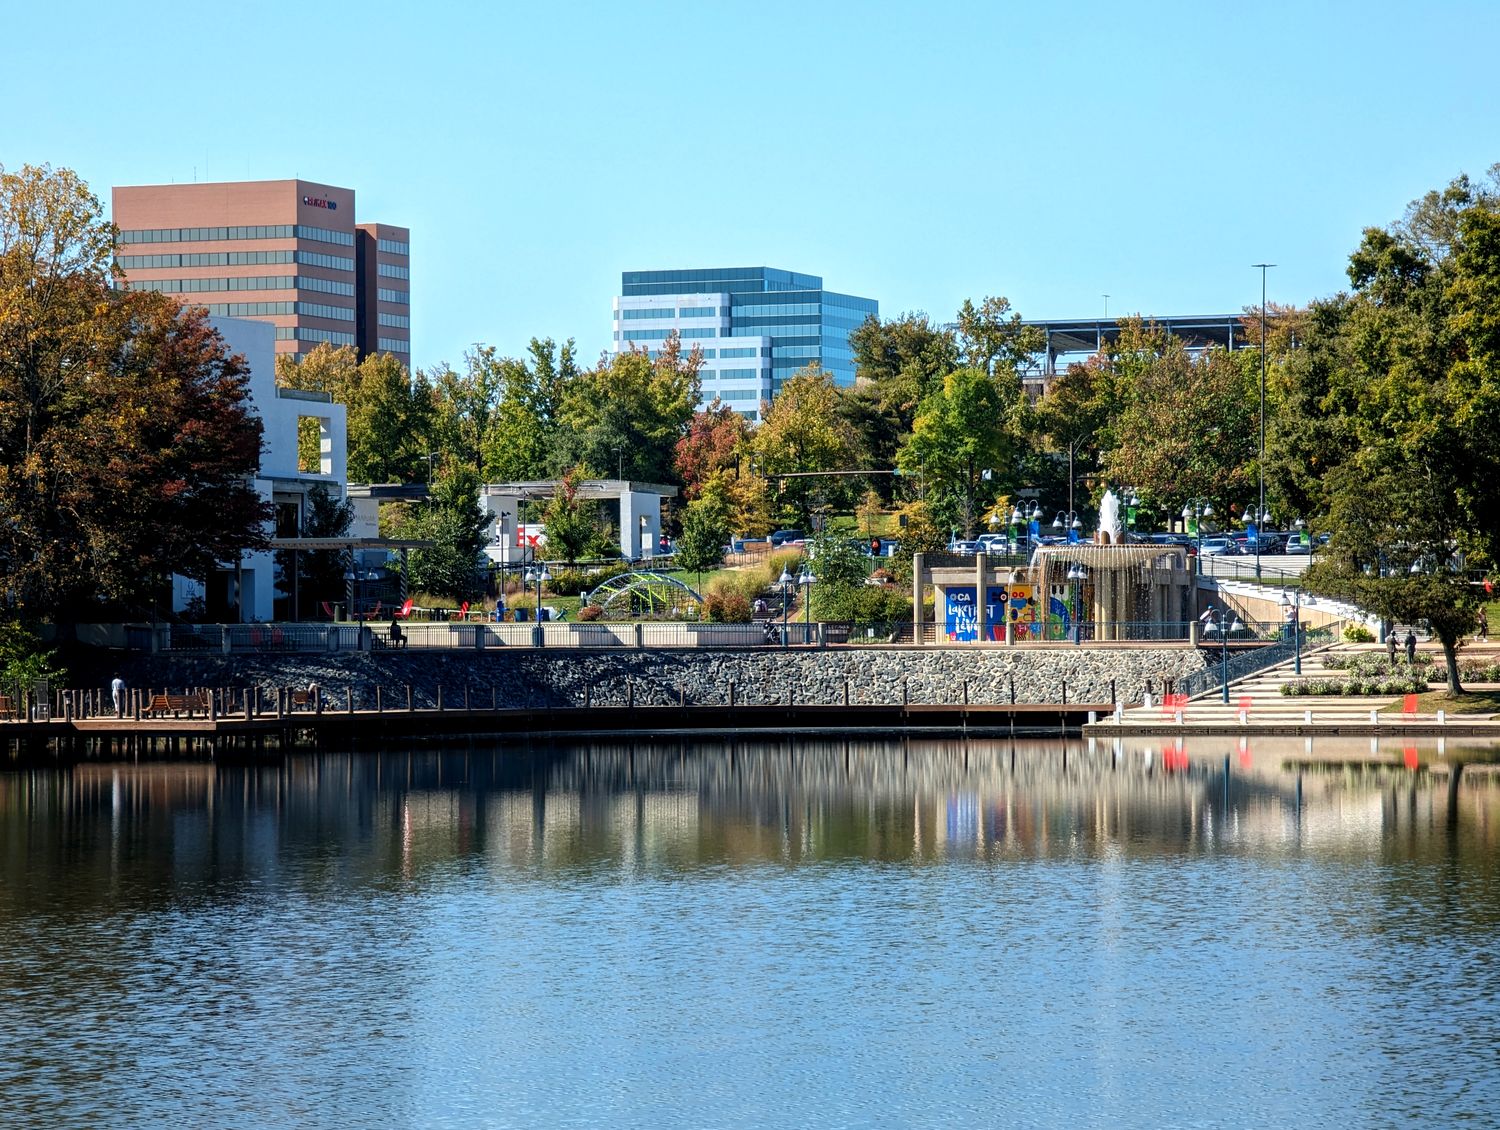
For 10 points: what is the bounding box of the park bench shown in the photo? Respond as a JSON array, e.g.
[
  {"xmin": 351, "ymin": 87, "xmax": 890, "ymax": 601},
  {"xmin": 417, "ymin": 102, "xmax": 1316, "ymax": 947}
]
[
  {"xmin": 0, "ymin": 695, "xmax": 14, "ymax": 720},
  {"xmin": 144, "ymin": 691, "xmax": 212, "ymax": 717}
]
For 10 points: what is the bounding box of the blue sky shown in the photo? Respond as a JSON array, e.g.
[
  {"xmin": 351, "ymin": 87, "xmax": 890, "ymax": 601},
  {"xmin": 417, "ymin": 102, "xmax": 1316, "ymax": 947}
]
[{"xmin": 5, "ymin": 0, "xmax": 1498, "ymax": 372}]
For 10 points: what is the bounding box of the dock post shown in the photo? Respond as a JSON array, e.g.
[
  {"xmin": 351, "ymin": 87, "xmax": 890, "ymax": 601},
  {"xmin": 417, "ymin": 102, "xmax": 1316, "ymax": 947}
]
[
  {"xmin": 1062, "ymin": 679, "xmax": 1068, "ymax": 705},
  {"xmin": 627, "ymin": 678, "xmax": 634, "ymax": 709},
  {"xmin": 902, "ymin": 678, "xmax": 908, "ymax": 706},
  {"xmin": 436, "ymin": 685, "xmax": 444, "ymax": 711},
  {"xmin": 376, "ymin": 686, "xmax": 384, "ymax": 713},
  {"xmin": 963, "ymin": 679, "xmax": 969, "ymax": 706},
  {"xmin": 243, "ymin": 687, "xmax": 252, "ymax": 721},
  {"xmin": 585, "ymin": 684, "xmax": 591, "ymax": 708},
  {"xmin": 844, "ymin": 679, "xmax": 850, "ymax": 706},
  {"xmin": 729, "ymin": 682, "xmax": 736, "ymax": 707},
  {"xmin": 1010, "ymin": 674, "xmax": 1016, "ymax": 704},
  {"xmin": 464, "ymin": 686, "xmax": 471, "ymax": 711},
  {"xmin": 347, "ymin": 685, "xmax": 354, "ymax": 714},
  {"xmin": 406, "ymin": 685, "xmax": 413, "ymax": 712}
]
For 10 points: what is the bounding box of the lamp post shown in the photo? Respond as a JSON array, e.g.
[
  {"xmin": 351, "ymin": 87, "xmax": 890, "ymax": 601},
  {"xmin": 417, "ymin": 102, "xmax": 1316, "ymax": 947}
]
[
  {"xmin": 525, "ymin": 565, "xmax": 551, "ymax": 647},
  {"xmin": 1182, "ymin": 499, "xmax": 1214, "ymax": 564},
  {"xmin": 1280, "ymin": 588, "xmax": 1303, "ymax": 675},
  {"xmin": 1067, "ymin": 562, "xmax": 1087, "ymax": 644},
  {"xmin": 1202, "ymin": 607, "xmax": 1244, "ymax": 703},
  {"xmin": 1053, "ymin": 511, "xmax": 1083, "ymax": 544},
  {"xmin": 1252, "ymin": 263, "xmax": 1275, "ymax": 581},
  {"xmin": 778, "ymin": 567, "xmax": 793, "ymax": 649},
  {"xmin": 1122, "ymin": 488, "xmax": 1140, "ymax": 538},
  {"xmin": 799, "ymin": 567, "xmax": 816, "ymax": 643}
]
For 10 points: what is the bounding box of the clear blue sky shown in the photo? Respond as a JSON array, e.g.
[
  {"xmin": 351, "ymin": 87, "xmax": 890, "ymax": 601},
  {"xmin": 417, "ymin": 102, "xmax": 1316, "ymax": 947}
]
[{"xmin": 5, "ymin": 0, "xmax": 1498, "ymax": 372}]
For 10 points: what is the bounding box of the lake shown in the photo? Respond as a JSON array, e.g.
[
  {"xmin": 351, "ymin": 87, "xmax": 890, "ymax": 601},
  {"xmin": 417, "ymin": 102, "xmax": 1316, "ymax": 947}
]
[{"xmin": 1, "ymin": 735, "xmax": 1497, "ymax": 1128}]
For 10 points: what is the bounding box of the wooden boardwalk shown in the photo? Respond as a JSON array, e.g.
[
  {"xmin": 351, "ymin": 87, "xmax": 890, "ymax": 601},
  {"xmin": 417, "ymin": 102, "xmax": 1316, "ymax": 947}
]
[{"xmin": 1, "ymin": 702, "xmax": 1118, "ymax": 758}]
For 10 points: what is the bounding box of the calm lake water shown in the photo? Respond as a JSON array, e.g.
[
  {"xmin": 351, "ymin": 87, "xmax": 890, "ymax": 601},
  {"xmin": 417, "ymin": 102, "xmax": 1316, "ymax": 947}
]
[{"xmin": 1, "ymin": 735, "xmax": 1498, "ymax": 1129}]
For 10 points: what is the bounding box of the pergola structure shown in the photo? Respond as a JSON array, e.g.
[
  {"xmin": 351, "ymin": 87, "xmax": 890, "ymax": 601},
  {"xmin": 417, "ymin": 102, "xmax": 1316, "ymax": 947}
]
[{"xmin": 265, "ymin": 536, "xmax": 432, "ymax": 621}]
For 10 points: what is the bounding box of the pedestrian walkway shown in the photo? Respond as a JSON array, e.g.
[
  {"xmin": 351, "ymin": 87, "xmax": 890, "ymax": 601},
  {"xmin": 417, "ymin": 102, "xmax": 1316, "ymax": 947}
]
[{"xmin": 1088, "ymin": 641, "xmax": 1500, "ymax": 735}]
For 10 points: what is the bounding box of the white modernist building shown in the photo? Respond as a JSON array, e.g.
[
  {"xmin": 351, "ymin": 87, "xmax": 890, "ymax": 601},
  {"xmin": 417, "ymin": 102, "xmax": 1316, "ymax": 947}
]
[
  {"xmin": 171, "ymin": 316, "xmax": 349, "ymax": 621},
  {"xmin": 479, "ymin": 480, "xmax": 676, "ymax": 566}
]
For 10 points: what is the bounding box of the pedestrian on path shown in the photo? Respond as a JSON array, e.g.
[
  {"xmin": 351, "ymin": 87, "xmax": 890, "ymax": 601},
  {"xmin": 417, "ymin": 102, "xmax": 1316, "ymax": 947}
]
[
  {"xmin": 1405, "ymin": 630, "xmax": 1417, "ymax": 663},
  {"xmin": 1386, "ymin": 631, "xmax": 1397, "ymax": 664},
  {"xmin": 1477, "ymin": 609, "xmax": 1488, "ymax": 642},
  {"xmin": 110, "ymin": 675, "xmax": 126, "ymax": 718}
]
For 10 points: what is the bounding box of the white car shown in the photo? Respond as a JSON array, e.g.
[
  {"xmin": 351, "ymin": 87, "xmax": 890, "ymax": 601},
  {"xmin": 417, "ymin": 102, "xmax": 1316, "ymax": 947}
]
[{"xmin": 1198, "ymin": 536, "xmax": 1238, "ymax": 556}]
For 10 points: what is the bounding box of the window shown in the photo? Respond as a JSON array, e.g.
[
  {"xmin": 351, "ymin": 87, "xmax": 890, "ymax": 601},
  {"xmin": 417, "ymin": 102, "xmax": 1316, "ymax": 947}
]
[
  {"xmin": 378, "ymin": 263, "xmax": 409, "ymax": 279},
  {"xmin": 718, "ymin": 347, "xmax": 758, "ymax": 358},
  {"xmin": 378, "ymin": 312, "xmax": 410, "ymax": 328},
  {"xmin": 378, "ymin": 337, "xmax": 410, "ymax": 353},
  {"xmin": 296, "ymin": 225, "xmax": 354, "ymax": 246},
  {"xmin": 279, "ymin": 327, "xmax": 355, "ymax": 346},
  {"xmin": 298, "ymin": 276, "xmax": 355, "ymax": 297},
  {"xmin": 719, "ymin": 389, "xmax": 759, "ymax": 402},
  {"xmin": 676, "ymin": 305, "xmax": 717, "ymax": 318},
  {"xmin": 378, "ymin": 288, "xmax": 409, "ymax": 304},
  {"xmin": 620, "ymin": 307, "xmax": 676, "ymax": 320},
  {"xmin": 299, "ymin": 302, "xmax": 356, "ymax": 322},
  {"xmin": 377, "ymin": 238, "xmax": 409, "ymax": 255},
  {"xmin": 128, "ymin": 275, "xmax": 296, "ymax": 293},
  {"xmin": 717, "ymin": 368, "xmax": 758, "ymax": 380},
  {"xmin": 296, "ymin": 250, "xmax": 355, "ymax": 271},
  {"xmin": 681, "ymin": 327, "xmax": 716, "ymax": 339}
]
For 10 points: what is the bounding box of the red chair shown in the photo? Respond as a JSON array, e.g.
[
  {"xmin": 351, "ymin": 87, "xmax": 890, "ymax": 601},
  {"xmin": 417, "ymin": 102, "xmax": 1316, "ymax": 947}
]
[
  {"xmin": 394, "ymin": 598, "xmax": 414, "ymax": 620},
  {"xmin": 321, "ymin": 601, "xmax": 336, "ymax": 621},
  {"xmin": 456, "ymin": 601, "xmax": 470, "ymax": 621}
]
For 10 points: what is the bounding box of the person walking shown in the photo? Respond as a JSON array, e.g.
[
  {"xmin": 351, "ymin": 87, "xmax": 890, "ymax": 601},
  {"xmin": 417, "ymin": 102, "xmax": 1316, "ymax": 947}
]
[
  {"xmin": 1478, "ymin": 609, "xmax": 1489, "ymax": 643},
  {"xmin": 110, "ymin": 675, "xmax": 126, "ymax": 718},
  {"xmin": 1386, "ymin": 630, "xmax": 1398, "ymax": 665},
  {"xmin": 1405, "ymin": 629, "xmax": 1417, "ymax": 663}
]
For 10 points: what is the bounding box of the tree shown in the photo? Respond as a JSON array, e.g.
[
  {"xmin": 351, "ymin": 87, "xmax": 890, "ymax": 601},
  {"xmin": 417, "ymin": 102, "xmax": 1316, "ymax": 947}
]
[
  {"xmin": 674, "ymin": 398, "xmax": 750, "ymax": 501},
  {"xmin": 675, "ymin": 497, "xmax": 729, "ymax": 589},
  {"xmin": 0, "ymin": 164, "xmax": 270, "ymax": 621},
  {"xmin": 479, "ymin": 338, "xmax": 576, "ymax": 482},
  {"xmin": 848, "ymin": 311, "xmax": 958, "ymax": 428},
  {"xmin": 275, "ymin": 484, "xmax": 353, "ymax": 619},
  {"xmin": 1288, "ymin": 168, "xmax": 1500, "ymax": 691},
  {"xmin": 395, "ymin": 467, "xmax": 488, "ymax": 602},
  {"xmin": 899, "ymin": 368, "xmax": 1015, "ymax": 538},
  {"xmin": 750, "ymin": 364, "xmax": 859, "ymax": 527},
  {"xmin": 956, "ymin": 296, "xmax": 1045, "ymax": 379},
  {"xmin": 554, "ymin": 336, "xmax": 700, "ymax": 485},
  {"xmin": 539, "ymin": 467, "xmax": 611, "ymax": 563}
]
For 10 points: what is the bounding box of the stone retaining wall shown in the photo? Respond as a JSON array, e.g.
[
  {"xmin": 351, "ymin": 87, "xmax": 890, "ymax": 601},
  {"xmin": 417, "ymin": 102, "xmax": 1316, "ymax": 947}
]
[{"xmin": 81, "ymin": 647, "xmax": 1211, "ymax": 710}]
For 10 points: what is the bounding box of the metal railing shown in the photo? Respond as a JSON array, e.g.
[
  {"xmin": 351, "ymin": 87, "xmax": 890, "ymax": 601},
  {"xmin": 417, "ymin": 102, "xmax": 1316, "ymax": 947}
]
[{"xmin": 1175, "ymin": 625, "xmax": 1335, "ymax": 699}]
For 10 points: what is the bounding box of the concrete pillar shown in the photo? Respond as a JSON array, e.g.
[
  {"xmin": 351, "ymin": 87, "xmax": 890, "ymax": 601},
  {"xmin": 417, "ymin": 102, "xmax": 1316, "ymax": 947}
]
[
  {"xmin": 912, "ymin": 553, "xmax": 925, "ymax": 646},
  {"xmin": 974, "ymin": 556, "xmax": 987, "ymax": 643}
]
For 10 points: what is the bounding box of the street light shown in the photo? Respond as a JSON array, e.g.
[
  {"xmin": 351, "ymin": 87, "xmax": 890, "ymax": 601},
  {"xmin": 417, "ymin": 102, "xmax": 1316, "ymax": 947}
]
[
  {"xmin": 1182, "ymin": 499, "xmax": 1214, "ymax": 563},
  {"xmin": 1122, "ymin": 488, "xmax": 1140, "ymax": 538},
  {"xmin": 524, "ymin": 564, "xmax": 551, "ymax": 646},
  {"xmin": 1201, "ymin": 607, "xmax": 1245, "ymax": 703},
  {"xmin": 1253, "ymin": 263, "xmax": 1275, "ymax": 580},
  {"xmin": 1053, "ymin": 511, "xmax": 1083, "ymax": 544},
  {"xmin": 1280, "ymin": 589, "xmax": 1303, "ymax": 675},
  {"xmin": 798, "ymin": 567, "xmax": 816, "ymax": 642},
  {"xmin": 1066, "ymin": 562, "xmax": 1087, "ymax": 643},
  {"xmin": 778, "ymin": 567, "xmax": 793, "ymax": 649}
]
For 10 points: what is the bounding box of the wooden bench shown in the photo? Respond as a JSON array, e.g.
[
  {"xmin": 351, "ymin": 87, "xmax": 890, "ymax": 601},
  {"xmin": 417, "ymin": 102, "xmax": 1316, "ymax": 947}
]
[
  {"xmin": 0, "ymin": 695, "xmax": 14, "ymax": 721},
  {"xmin": 144, "ymin": 691, "xmax": 212, "ymax": 717}
]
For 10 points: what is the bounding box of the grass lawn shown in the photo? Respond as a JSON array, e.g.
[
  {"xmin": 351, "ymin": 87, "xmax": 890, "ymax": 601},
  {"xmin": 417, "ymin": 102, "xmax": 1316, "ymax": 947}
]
[{"xmin": 1379, "ymin": 689, "xmax": 1500, "ymax": 715}]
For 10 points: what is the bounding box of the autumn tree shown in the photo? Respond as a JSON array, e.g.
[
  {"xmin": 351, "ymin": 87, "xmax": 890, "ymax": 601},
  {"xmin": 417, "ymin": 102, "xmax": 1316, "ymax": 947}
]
[
  {"xmin": 0, "ymin": 163, "xmax": 270, "ymax": 622},
  {"xmin": 674, "ymin": 398, "xmax": 750, "ymax": 500}
]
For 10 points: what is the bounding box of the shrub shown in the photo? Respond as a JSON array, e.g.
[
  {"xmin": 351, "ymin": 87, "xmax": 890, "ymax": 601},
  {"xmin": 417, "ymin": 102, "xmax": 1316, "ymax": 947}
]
[
  {"xmin": 1343, "ymin": 624, "xmax": 1376, "ymax": 643},
  {"xmin": 548, "ymin": 563, "xmax": 629, "ymax": 597},
  {"xmin": 577, "ymin": 604, "xmax": 603, "ymax": 622},
  {"xmin": 704, "ymin": 589, "xmax": 752, "ymax": 623}
]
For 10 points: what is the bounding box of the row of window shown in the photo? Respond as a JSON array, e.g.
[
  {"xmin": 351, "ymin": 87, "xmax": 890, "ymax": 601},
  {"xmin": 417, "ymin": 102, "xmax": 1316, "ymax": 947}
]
[
  {"xmin": 202, "ymin": 301, "xmax": 354, "ymax": 322},
  {"xmin": 617, "ymin": 304, "xmax": 728, "ymax": 321},
  {"xmin": 713, "ymin": 368, "xmax": 762, "ymax": 380},
  {"xmin": 377, "ymin": 237, "xmax": 409, "ymax": 256},
  {"xmin": 731, "ymin": 302, "xmax": 823, "ymax": 318},
  {"xmin": 118, "ymin": 249, "xmax": 355, "ymax": 270},
  {"xmin": 119, "ymin": 224, "xmax": 354, "ymax": 246},
  {"xmin": 717, "ymin": 346, "xmax": 762, "ymax": 358},
  {"xmin": 378, "ymin": 337, "xmax": 410, "ymax": 353},
  {"xmin": 127, "ymin": 275, "xmax": 355, "ymax": 298},
  {"xmin": 378, "ymin": 312, "xmax": 410, "ymax": 328},
  {"xmin": 276, "ymin": 327, "xmax": 355, "ymax": 345},
  {"xmin": 676, "ymin": 305, "xmax": 720, "ymax": 318},
  {"xmin": 619, "ymin": 307, "xmax": 676, "ymax": 320},
  {"xmin": 378, "ymin": 287, "xmax": 409, "ymax": 304},
  {"xmin": 617, "ymin": 327, "xmax": 719, "ymax": 342},
  {"xmin": 378, "ymin": 263, "xmax": 409, "ymax": 279},
  {"xmin": 717, "ymin": 389, "xmax": 760, "ymax": 402}
]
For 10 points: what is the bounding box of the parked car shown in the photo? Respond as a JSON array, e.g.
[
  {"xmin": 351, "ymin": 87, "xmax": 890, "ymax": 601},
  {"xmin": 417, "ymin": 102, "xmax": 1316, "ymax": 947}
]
[
  {"xmin": 1198, "ymin": 536, "xmax": 1239, "ymax": 556},
  {"xmin": 976, "ymin": 533, "xmax": 1015, "ymax": 554},
  {"xmin": 769, "ymin": 528, "xmax": 805, "ymax": 546},
  {"xmin": 949, "ymin": 540, "xmax": 982, "ymax": 556}
]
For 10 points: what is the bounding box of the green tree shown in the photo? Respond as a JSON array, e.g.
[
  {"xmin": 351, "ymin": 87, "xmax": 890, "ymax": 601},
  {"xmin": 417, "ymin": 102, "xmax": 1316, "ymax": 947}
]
[
  {"xmin": 275, "ymin": 484, "xmax": 354, "ymax": 619},
  {"xmin": 899, "ymin": 368, "xmax": 1015, "ymax": 537},
  {"xmin": 554, "ymin": 336, "xmax": 700, "ymax": 485},
  {"xmin": 479, "ymin": 338, "xmax": 575, "ymax": 482},
  {"xmin": 393, "ymin": 468, "xmax": 487, "ymax": 601},
  {"xmin": 1289, "ymin": 167, "xmax": 1500, "ymax": 690},
  {"xmin": 675, "ymin": 497, "xmax": 729, "ymax": 589},
  {"xmin": 540, "ymin": 467, "xmax": 610, "ymax": 563},
  {"xmin": 848, "ymin": 311, "xmax": 958, "ymax": 428},
  {"xmin": 749, "ymin": 364, "xmax": 859, "ymax": 527},
  {"xmin": 956, "ymin": 296, "xmax": 1045, "ymax": 378}
]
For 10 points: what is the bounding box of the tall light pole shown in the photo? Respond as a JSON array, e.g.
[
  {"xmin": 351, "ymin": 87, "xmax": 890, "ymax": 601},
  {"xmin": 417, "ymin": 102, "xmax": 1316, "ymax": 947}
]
[
  {"xmin": 1253, "ymin": 263, "xmax": 1275, "ymax": 581},
  {"xmin": 778, "ymin": 567, "xmax": 793, "ymax": 649},
  {"xmin": 1203, "ymin": 607, "xmax": 1244, "ymax": 703}
]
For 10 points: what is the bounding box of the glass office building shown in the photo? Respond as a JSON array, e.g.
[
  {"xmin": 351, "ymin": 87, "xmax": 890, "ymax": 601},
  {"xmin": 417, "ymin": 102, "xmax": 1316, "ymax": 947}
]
[{"xmin": 613, "ymin": 267, "xmax": 877, "ymax": 421}]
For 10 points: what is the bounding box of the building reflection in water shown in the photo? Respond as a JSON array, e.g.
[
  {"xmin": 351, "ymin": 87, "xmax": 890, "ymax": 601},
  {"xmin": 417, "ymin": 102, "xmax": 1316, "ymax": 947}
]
[{"xmin": 1, "ymin": 735, "xmax": 1495, "ymax": 906}]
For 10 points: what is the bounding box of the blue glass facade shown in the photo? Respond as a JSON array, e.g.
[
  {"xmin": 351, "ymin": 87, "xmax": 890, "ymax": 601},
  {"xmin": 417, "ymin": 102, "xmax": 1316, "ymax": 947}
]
[{"xmin": 619, "ymin": 267, "xmax": 877, "ymax": 390}]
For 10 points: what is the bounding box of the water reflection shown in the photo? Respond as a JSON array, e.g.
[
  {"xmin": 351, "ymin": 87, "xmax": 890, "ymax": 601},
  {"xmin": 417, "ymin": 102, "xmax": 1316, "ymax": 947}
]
[{"xmin": 1, "ymin": 737, "xmax": 1498, "ymax": 1128}]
